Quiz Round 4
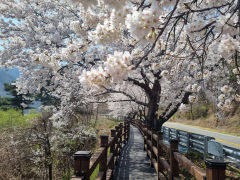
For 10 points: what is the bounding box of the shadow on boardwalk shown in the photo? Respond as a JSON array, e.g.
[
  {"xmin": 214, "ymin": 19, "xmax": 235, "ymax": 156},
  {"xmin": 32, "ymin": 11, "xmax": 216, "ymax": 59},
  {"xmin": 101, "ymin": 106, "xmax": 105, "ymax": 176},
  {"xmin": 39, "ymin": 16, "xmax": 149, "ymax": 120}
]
[{"xmin": 113, "ymin": 125, "xmax": 157, "ymax": 180}]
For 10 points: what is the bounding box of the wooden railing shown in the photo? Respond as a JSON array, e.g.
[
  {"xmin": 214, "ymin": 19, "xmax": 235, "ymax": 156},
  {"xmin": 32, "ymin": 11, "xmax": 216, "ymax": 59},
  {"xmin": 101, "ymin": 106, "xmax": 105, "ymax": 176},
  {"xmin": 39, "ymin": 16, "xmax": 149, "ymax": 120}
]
[
  {"xmin": 131, "ymin": 119, "xmax": 228, "ymax": 180},
  {"xmin": 71, "ymin": 120, "xmax": 130, "ymax": 180}
]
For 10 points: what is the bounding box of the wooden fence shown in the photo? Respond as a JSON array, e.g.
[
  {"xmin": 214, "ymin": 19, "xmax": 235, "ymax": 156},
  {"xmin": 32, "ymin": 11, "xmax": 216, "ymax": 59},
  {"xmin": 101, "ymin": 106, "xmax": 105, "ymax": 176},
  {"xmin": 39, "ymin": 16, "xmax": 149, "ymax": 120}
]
[
  {"xmin": 71, "ymin": 120, "xmax": 130, "ymax": 180},
  {"xmin": 132, "ymin": 119, "xmax": 228, "ymax": 180}
]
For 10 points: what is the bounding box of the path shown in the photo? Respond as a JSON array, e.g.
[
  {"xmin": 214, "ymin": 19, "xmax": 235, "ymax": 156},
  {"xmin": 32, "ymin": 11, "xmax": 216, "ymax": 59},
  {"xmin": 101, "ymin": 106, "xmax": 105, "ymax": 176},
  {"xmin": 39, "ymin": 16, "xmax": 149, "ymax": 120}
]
[
  {"xmin": 113, "ymin": 125, "xmax": 157, "ymax": 180},
  {"xmin": 164, "ymin": 122, "xmax": 240, "ymax": 150}
]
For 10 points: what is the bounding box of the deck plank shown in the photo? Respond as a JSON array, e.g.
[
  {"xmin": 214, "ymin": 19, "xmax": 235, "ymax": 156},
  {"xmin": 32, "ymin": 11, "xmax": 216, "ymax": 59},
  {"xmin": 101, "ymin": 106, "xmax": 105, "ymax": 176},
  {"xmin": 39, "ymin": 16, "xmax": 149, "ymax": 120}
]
[{"xmin": 113, "ymin": 125, "xmax": 157, "ymax": 180}]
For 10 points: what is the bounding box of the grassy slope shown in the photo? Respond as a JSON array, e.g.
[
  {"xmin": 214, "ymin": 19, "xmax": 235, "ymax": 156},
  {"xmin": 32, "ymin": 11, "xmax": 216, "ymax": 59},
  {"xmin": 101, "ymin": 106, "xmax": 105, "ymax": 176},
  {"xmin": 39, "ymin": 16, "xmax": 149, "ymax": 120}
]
[
  {"xmin": 0, "ymin": 109, "xmax": 39, "ymax": 129},
  {"xmin": 169, "ymin": 108, "xmax": 240, "ymax": 137}
]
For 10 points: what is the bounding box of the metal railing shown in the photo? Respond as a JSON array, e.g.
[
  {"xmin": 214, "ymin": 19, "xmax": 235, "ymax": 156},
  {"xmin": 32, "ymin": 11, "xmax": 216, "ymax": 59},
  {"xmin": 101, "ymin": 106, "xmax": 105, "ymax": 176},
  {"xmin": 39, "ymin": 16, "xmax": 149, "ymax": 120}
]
[
  {"xmin": 162, "ymin": 126, "xmax": 240, "ymax": 167},
  {"xmin": 223, "ymin": 145, "xmax": 240, "ymax": 165},
  {"xmin": 162, "ymin": 126, "xmax": 214, "ymax": 154}
]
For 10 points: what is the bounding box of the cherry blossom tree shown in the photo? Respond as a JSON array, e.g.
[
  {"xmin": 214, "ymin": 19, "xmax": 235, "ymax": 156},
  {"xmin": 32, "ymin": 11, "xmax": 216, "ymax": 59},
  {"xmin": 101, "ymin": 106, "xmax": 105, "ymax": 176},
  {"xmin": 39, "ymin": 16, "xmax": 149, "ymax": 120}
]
[
  {"xmin": 74, "ymin": 0, "xmax": 240, "ymax": 130},
  {"xmin": 0, "ymin": 0, "xmax": 95, "ymax": 119},
  {"xmin": 1, "ymin": 0, "xmax": 240, "ymax": 130}
]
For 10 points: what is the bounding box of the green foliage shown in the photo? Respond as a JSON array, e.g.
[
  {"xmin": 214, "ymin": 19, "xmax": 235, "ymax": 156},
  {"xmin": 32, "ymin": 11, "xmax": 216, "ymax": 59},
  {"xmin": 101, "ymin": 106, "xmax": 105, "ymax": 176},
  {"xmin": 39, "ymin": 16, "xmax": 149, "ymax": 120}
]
[
  {"xmin": 170, "ymin": 114, "xmax": 177, "ymax": 120},
  {"xmin": 185, "ymin": 151, "xmax": 204, "ymax": 162},
  {"xmin": 0, "ymin": 108, "xmax": 39, "ymax": 129},
  {"xmin": 4, "ymin": 82, "xmax": 33, "ymax": 113},
  {"xmin": 62, "ymin": 169, "xmax": 74, "ymax": 180},
  {"xmin": 107, "ymin": 119, "xmax": 119, "ymax": 129},
  {"xmin": 226, "ymin": 165, "xmax": 240, "ymax": 179},
  {"xmin": 90, "ymin": 164, "xmax": 99, "ymax": 180},
  {"xmin": 0, "ymin": 96, "xmax": 12, "ymax": 110}
]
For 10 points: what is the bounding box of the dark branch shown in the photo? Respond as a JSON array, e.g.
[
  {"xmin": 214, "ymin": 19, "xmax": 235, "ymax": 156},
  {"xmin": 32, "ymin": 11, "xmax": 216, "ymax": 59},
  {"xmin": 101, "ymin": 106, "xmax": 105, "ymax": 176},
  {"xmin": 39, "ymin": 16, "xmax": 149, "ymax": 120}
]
[{"xmin": 159, "ymin": 91, "xmax": 191, "ymax": 126}]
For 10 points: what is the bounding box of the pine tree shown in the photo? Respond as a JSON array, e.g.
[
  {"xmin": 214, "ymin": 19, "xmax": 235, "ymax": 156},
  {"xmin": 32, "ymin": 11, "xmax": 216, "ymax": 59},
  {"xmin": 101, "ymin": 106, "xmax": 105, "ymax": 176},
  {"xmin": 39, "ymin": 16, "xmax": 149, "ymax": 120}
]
[
  {"xmin": 4, "ymin": 82, "xmax": 32, "ymax": 114},
  {"xmin": 0, "ymin": 96, "xmax": 12, "ymax": 110}
]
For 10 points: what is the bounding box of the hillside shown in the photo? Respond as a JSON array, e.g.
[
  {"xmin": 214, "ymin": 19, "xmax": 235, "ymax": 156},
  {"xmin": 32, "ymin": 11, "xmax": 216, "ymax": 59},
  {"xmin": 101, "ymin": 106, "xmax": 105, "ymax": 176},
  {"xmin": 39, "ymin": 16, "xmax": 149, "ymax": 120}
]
[{"xmin": 169, "ymin": 107, "xmax": 240, "ymax": 136}]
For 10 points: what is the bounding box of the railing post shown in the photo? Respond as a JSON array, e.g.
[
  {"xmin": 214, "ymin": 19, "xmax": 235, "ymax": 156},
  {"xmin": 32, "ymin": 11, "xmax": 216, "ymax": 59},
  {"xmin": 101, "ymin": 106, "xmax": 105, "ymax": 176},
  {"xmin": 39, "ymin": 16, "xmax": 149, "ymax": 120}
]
[
  {"xmin": 169, "ymin": 139, "xmax": 179, "ymax": 180},
  {"xmin": 140, "ymin": 121, "xmax": 143, "ymax": 133},
  {"xmin": 128, "ymin": 120, "xmax": 130, "ymax": 139},
  {"xmin": 150, "ymin": 129, "xmax": 154, "ymax": 167},
  {"xmin": 162, "ymin": 126, "xmax": 165, "ymax": 140},
  {"xmin": 204, "ymin": 136, "xmax": 214, "ymax": 159},
  {"xmin": 146, "ymin": 127, "xmax": 150, "ymax": 158},
  {"xmin": 100, "ymin": 135, "xmax": 108, "ymax": 180},
  {"xmin": 72, "ymin": 151, "xmax": 92, "ymax": 180},
  {"xmin": 168, "ymin": 128, "xmax": 171, "ymax": 140},
  {"xmin": 119, "ymin": 123, "xmax": 123, "ymax": 149},
  {"xmin": 115, "ymin": 126, "xmax": 120, "ymax": 159},
  {"xmin": 127, "ymin": 120, "xmax": 130, "ymax": 140},
  {"xmin": 124, "ymin": 121, "xmax": 127, "ymax": 143},
  {"xmin": 176, "ymin": 130, "xmax": 179, "ymax": 141},
  {"xmin": 110, "ymin": 130, "xmax": 116, "ymax": 153},
  {"xmin": 110, "ymin": 130, "xmax": 116, "ymax": 169},
  {"xmin": 205, "ymin": 159, "xmax": 227, "ymax": 180},
  {"xmin": 143, "ymin": 124, "xmax": 146, "ymax": 151},
  {"xmin": 187, "ymin": 132, "xmax": 190, "ymax": 151},
  {"xmin": 157, "ymin": 131, "xmax": 163, "ymax": 179}
]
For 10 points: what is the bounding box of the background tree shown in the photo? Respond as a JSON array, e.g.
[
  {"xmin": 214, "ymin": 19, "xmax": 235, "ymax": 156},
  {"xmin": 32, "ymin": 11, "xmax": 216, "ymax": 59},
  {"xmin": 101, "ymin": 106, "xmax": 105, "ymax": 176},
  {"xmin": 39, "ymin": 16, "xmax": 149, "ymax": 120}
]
[
  {"xmin": 4, "ymin": 82, "xmax": 33, "ymax": 114},
  {"xmin": 0, "ymin": 108, "xmax": 97, "ymax": 180},
  {"xmin": 0, "ymin": 96, "xmax": 11, "ymax": 110}
]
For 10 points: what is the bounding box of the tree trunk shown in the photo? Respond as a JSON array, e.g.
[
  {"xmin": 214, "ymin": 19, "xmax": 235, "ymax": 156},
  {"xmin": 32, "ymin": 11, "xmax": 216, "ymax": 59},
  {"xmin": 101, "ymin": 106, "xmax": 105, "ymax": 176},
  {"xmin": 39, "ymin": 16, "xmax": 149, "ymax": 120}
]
[
  {"xmin": 146, "ymin": 79, "xmax": 161, "ymax": 130},
  {"xmin": 45, "ymin": 138, "xmax": 52, "ymax": 180},
  {"xmin": 146, "ymin": 97, "xmax": 160, "ymax": 130},
  {"xmin": 21, "ymin": 105, "xmax": 24, "ymax": 115},
  {"xmin": 190, "ymin": 104, "xmax": 194, "ymax": 120},
  {"xmin": 48, "ymin": 163, "xmax": 52, "ymax": 180},
  {"xmin": 94, "ymin": 104, "xmax": 99, "ymax": 128}
]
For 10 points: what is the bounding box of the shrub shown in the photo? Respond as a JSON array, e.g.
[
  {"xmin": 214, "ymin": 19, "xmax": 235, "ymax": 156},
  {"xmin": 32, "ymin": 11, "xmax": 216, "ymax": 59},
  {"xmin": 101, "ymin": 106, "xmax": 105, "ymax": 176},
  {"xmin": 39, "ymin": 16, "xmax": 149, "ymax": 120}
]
[{"xmin": 184, "ymin": 103, "xmax": 210, "ymax": 120}]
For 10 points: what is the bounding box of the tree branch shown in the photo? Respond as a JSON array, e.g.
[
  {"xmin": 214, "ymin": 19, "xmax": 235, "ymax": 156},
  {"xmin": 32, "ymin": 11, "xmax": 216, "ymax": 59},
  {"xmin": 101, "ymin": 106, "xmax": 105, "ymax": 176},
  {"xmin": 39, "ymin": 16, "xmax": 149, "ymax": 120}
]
[
  {"xmin": 103, "ymin": 87, "xmax": 148, "ymax": 106},
  {"xmin": 159, "ymin": 92, "xmax": 191, "ymax": 126},
  {"xmin": 134, "ymin": 0, "xmax": 180, "ymax": 69},
  {"xmin": 127, "ymin": 77, "xmax": 151, "ymax": 94}
]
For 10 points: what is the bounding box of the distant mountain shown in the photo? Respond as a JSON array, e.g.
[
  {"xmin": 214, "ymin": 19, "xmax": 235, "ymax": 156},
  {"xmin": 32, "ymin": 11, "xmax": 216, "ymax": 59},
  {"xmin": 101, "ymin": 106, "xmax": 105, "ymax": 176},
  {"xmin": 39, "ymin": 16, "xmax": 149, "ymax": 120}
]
[{"xmin": 0, "ymin": 68, "xmax": 19, "ymax": 96}]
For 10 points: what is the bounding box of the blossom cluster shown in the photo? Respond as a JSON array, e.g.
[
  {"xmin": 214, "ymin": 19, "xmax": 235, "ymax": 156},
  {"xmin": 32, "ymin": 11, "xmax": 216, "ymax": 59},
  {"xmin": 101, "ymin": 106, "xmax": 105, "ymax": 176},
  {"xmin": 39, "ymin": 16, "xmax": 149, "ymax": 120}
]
[
  {"xmin": 217, "ymin": 85, "xmax": 233, "ymax": 111},
  {"xmin": 79, "ymin": 67, "xmax": 108, "ymax": 87},
  {"xmin": 125, "ymin": 0, "xmax": 161, "ymax": 43},
  {"xmin": 218, "ymin": 34, "xmax": 240, "ymax": 59},
  {"xmin": 88, "ymin": 19, "xmax": 121, "ymax": 45},
  {"xmin": 104, "ymin": 51, "xmax": 132, "ymax": 82},
  {"xmin": 79, "ymin": 51, "xmax": 132, "ymax": 87}
]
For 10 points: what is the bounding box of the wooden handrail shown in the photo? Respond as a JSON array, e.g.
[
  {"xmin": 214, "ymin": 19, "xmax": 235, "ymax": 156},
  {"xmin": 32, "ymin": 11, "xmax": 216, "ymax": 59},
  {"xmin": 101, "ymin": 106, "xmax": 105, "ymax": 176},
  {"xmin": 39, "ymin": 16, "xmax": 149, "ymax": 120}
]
[
  {"xmin": 132, "ymin": 119, "xmax": 227, "ymax": 180},
  {"xmin": 71, "ymin": 120, "xmax": 130, "ymax": 180},
  {"xmin": 173, "ymin": 152, "xmax": 206, "ymax": 179}
]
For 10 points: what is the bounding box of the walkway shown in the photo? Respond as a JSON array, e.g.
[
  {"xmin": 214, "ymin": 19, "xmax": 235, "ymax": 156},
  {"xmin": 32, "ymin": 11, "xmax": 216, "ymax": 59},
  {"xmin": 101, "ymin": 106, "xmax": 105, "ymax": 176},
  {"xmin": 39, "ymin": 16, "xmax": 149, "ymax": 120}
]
[{"xmin": 113, "ymin": 125, "xmax": 157, "ymax": 180}]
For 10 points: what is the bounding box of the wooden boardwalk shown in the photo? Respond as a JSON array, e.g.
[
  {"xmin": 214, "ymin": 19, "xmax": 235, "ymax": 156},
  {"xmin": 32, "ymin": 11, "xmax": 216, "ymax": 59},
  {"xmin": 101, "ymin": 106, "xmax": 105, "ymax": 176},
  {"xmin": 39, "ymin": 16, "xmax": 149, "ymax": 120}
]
[{"xmin": 113, "ymin": 125, "xmax": 157, "ymax": 180}]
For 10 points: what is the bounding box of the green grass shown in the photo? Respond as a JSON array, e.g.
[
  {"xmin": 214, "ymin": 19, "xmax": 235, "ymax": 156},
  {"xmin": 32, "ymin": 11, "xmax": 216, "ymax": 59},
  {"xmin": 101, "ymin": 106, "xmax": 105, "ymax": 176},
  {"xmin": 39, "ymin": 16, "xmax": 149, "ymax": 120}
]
[
  {"xmin": 89, "ymin": 148, "xmax": 111, "ymax": 180},
  {"xmin": 90, "ymin": 164, "xmax": 99, "ymax": 180},
  {"xmin": 0, "ymin": 108, "xmax": 39, "ymax": 129},
  {"xmin": 107, "ymin": 120, "xmax": 120, "ymax": 129}
]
